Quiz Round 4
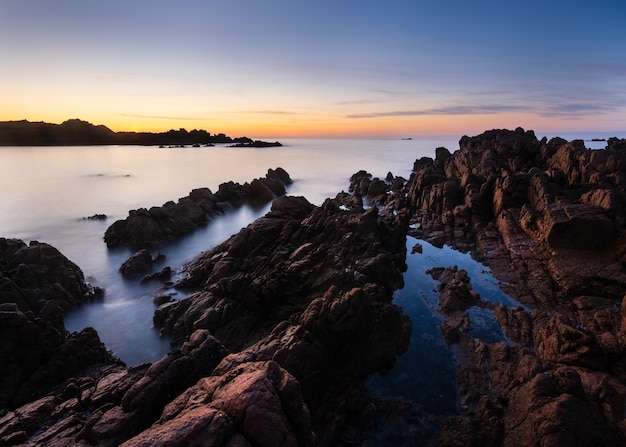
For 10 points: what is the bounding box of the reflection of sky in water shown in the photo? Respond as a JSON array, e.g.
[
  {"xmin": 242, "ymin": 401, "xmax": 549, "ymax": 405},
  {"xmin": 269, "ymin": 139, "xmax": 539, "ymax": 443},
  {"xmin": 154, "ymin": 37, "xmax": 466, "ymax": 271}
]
[
  {"xmin": 64, "ymin": 204, "xmax": 272, "ymax": 364},
  {"xmin": 466, "ymin": 306, "xmax": 508, "ymax": 344},
  {"xmin": 0, "ymin": 140, "xmax": 458, "ymax": 366},
  {"xmin": 366, "ymin": 236, "xmax": 522, "ymax": 414}
]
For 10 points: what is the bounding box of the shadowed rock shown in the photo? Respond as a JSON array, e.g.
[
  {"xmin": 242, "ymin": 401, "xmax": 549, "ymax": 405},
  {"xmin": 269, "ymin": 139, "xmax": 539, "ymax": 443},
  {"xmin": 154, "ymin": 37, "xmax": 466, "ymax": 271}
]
[
  {"xmin": 104, "ymin": 168, "xmax": 292, "ymax": 249},
  {"xmin": 405, "ymin": 129, "xmax": 626, "ymax": 445}
]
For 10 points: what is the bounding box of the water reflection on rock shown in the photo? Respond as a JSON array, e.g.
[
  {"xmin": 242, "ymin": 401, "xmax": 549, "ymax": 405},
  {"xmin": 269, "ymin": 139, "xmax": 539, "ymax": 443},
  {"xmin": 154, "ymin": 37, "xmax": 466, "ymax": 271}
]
[{"xmin": 366, "ymin": 236, "xmax": 524, "ymax": 415}]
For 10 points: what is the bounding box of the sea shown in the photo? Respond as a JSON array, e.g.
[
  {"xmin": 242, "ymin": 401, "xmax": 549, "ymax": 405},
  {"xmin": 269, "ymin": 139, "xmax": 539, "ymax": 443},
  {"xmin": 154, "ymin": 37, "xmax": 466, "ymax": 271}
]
[{"xmin": 0, "ymin": 133, "xmax": 618, "ymax": 414}]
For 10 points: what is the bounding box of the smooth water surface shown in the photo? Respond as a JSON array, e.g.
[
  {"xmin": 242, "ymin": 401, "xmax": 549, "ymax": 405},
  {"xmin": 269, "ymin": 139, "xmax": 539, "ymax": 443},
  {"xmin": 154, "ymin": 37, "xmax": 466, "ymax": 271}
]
[
  {"xmin": 0, "ymin": 137, "xmax": 458, "ymax": 364},
  {"xmin": 0, "ymin": 134, "xmax": 613, "ymax": 365},
  {"xmin": 366, "ymin": 237, "xmax": 524, "ymax": 414}
]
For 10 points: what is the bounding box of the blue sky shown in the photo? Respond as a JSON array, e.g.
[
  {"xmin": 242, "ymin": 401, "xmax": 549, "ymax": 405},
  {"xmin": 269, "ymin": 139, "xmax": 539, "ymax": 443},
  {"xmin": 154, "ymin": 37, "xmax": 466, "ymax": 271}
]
[{"xmin": 2, "ymin": 0, "xmax": 625, "ymax": 137}]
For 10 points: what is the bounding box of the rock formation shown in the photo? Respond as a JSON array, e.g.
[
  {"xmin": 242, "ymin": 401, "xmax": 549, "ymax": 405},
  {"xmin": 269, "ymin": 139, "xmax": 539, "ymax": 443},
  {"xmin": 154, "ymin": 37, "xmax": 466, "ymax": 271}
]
[
  {"xmin": 3, "ymin": 129, "xmax": 626, "ymax": 446},
  {"xmin": 104, "ymin": 167, "xmax": 292, "ymax": 249},
  {"xmin": 405, "ymin": 128, "xmax": 626, "ymax": 445},
  {"xmin": 153, "ymin": 193, "xmax": 411, "ymax": 441},
  {"xmin": 0, "ymin": 187, "xmax": 411, "ymax": 445},
  {"xmin": 0, "ymin": 238, "xmax": 114, "ymax": 410}
]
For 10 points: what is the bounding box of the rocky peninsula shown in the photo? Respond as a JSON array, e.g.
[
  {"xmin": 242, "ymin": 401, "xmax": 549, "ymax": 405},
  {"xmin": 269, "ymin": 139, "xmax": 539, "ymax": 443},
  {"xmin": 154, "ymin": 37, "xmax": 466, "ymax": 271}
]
[
  {"xmin": 2, "ymin": 128, "xmax": 626, "ymax": 446},
  {"xmin": 0, "ymin": 119, "xmax": 281, "ymax": 147}
]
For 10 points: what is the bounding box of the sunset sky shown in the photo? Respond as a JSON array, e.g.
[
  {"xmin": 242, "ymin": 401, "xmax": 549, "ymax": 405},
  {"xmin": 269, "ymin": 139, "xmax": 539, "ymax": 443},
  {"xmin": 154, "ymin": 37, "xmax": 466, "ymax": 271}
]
[{"xmin": 2, "ymin": 0, "xmax": 625, "ymax": 138}]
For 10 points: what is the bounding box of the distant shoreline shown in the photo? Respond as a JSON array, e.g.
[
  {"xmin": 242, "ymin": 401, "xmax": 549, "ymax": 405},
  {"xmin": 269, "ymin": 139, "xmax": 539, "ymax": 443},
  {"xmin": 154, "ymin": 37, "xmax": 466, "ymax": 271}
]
[{"xmin": 0, "ymin": 118, "xmax": 280, "ymax": 147}]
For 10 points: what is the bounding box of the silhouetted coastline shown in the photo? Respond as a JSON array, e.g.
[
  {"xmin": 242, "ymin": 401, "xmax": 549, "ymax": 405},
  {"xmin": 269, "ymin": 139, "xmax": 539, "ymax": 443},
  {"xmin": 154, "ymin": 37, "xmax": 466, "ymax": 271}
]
[{"xmin": 0, "ymin": 119, "xmax": 280, "ymax": 147}]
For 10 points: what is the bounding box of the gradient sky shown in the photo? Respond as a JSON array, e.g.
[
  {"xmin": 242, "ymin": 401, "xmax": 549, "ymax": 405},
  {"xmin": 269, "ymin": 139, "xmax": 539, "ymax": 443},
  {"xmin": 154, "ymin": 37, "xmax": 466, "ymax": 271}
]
[{"xmin": 2, "ymin": 0, "xmax": 625, "ymax": 137}]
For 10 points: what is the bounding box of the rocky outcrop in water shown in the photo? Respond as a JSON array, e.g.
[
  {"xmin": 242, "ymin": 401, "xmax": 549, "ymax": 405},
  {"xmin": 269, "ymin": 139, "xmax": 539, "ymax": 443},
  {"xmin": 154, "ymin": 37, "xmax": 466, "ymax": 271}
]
[
  {"xmin": 104, "ymin": 167, "xmax": 292, "ymax": 249},
  {"xmin": 154, "ymin": 193, "xmax": 411, "ymax": 440},
  {"xmin": 0, "ymin": 238, "xmax": 114, "ymax": 410},
  {"xmin": 5, "ymin": 129, "xmax": 626, "ymax": 446},
  {"xmin": 0, "ymin": 190, "xmax": 411, "ymax": 445}
]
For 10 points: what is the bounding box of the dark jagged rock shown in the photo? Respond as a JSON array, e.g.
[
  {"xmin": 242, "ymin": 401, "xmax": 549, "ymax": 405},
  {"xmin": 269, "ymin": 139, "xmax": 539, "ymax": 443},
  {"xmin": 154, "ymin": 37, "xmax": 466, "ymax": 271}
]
[
  {"xmin": 119, "ymin": 249, "xmax": 155, "ymax": 278},
  {"xmin": 348, "ymin": 170, "xmax": 407, "ymax": 212},
  {"xmin": 404, "ymin": 129, "xmax": 626, "ymax": 445},
  {"xmin": 104, "ymin": 168, "xmax": 292, "ymax": 249},
  {"xmin": 0, "ymin": 238, "xmax": 98, "ymax": 318},
  {"xmin": 0, "ymin": 329, "xmax": 231, "ymax": 447},
  {"xmin": 121, "ymin": 360, "xmax": 313, "ymax": 447},
  {"xmin": 140, "ymin": 266, "xmax": 172, "ymax": 285},
  {"xmin": 0, "ymin": 187, "xmax": 410, "ymax": 445},
  {"xmin": 153, "ymin": 193, "xmax": 410, "ymax": 440},
  {"xmin": 6, "ymin": 129, "xmax": 626, "ymax": 446},
  {"xmin": 81, "ymin": 214, "xmax": 107, "ymax": 221},
  {"xmin": 228, "ymin": 140, "xmax": 283, "ymax": 148},
  {"xmin": 0, "ymin": 238, "xmax": 116, "ymax": 409}
]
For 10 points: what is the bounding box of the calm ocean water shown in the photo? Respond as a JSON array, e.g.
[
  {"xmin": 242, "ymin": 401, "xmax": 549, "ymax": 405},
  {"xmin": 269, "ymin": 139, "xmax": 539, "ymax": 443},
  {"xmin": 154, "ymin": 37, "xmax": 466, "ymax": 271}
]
[
  {"xmin": 0, "ymin": 137, "xmax": 459, "ymax": 363},
  {"xmin": 0, "ymin": 134, "xmax": 618, "ymax": 411}
]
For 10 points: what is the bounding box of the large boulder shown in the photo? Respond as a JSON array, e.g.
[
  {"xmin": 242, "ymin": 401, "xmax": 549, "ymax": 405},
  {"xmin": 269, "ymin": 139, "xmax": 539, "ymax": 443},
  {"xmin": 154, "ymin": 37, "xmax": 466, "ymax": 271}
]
[
  {"xmin": 119, "ymin": 249, "xmax": 155, "ymax": 278},
  {"xmin": 121, "ymin": 360, "xmax": 314, "ymax": 447},
  {"xmin": 0, "ymin": 238, "xmax": 113, "ymax": 409}
]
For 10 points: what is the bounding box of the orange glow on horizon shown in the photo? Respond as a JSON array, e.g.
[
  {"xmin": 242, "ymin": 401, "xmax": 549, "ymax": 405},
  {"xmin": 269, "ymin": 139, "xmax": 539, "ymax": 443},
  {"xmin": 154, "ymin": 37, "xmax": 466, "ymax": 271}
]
[
  {"xmin": 93, "ymin": 113, "xmax": 602, "ymax": 139},
  {"xmin": 2, "ymin": 111, "xmax": 623, "ymax": 141}
]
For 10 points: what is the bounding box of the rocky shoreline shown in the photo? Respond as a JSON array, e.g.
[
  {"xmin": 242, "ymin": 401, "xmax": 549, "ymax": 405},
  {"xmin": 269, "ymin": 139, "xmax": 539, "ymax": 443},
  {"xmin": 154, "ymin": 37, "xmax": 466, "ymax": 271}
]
[
  {"xmin": 0, "ymin": 119, "xmax": 282, "ymax": 147},
  {"xmin": 2, "ymin": 128, "xmax": 626, "ymax": 446}
]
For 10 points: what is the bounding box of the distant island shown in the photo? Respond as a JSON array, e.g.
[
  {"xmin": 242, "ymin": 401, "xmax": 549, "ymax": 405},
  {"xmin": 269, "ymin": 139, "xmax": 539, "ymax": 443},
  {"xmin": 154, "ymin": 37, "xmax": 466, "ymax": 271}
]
[{"xmin": 0, "ymin": 119, "xmax": 282, "ymax": 147}]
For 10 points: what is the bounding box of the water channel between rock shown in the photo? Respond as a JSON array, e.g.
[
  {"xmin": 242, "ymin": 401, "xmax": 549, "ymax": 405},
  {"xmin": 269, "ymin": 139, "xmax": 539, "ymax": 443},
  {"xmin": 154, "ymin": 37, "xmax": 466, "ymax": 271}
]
[{"xmin": 366, "ymin": 235, "xmax": 524, "ymax": 415}]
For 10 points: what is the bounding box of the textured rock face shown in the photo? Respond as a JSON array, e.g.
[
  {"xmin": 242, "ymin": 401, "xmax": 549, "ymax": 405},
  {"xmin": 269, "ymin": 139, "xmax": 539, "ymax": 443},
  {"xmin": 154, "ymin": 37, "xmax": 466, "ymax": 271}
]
[
  {"xmin": 104, "ymin": 168, "xmax": 292, "ymax": 249},
  {"xmin": 121, "ymin": 360, "xmax": 314, "ymax": 447},
  {"xmin": 408, "ymin": 129, "xmax": 626, "ymax": 251},
  {"xmin": 1, "ymin": 189, "xmax": 410, "ymax": 445},
  {"xmin": 155, "ymin": 194, "xmax": 411, "ymax": 416},
  {"xmin": 0, "ymin": 238, "xmax": 96, "ymax": 314},
  {"xmin": 0, "ymin": 238, "xmax": 112, "ymax": 409},
  {"xmin": 405, "ymin": 129, "xmax": 626, "ymax": 445},
  {"xmin": 0, "ymin": 330, "xmax": 232, "ymax": 447},
  {"xmin": 5, "ymin": 130, "xmax": 626, "ymax": 446}
]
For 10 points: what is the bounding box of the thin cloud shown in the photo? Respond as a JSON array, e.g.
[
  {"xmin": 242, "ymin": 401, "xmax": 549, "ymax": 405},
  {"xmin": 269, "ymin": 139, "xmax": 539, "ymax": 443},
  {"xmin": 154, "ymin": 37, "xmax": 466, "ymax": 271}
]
[
  {"xmin": 371, "ymin": 88, "xmax": 406, "ymax": 97},
  {"xmin": 541, "ymin": 102, "xmax": 620, "ymax": 117},
  {"xmin": 347, "ymin": 97, "xmax": 624, "ymax": 119},
  {"xmin": 239, "ymin": 110, "xmax": 300, "ymax": 115},
  {"xmin": 119, "ymin": 113, "xmax": 206, "ymax": 121},
  {"xmin": 335, "ymin": 98, "xmax": 387, "ymax": 106},
  {"xmin": 335, "ymin": 88, "xmax": 413, "ymax": 106},
  {"xmin": 347, "ymin": 104, "xmax": 523, "ymax": 118},
  {"xmin": 573, "ymin": 62, "xmax": 626, "ymax": 77}
]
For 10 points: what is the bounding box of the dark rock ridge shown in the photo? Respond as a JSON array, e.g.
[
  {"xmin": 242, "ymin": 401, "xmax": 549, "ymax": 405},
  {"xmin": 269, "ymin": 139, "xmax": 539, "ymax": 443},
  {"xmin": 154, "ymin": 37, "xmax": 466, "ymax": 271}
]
[
  {"xmin": 405, "ymin": 128, "xmax": 626, "ymax": 445},
  {"xmin": 104, "ymin": 167, "xmax": 292, "ymax": 249},
  {"xmin": 0, "ymin": 238, "xmax": 114, "ymax": 410},
  {"xmin": 0, "ymin": 119, "xmax": 281, "ymax": 147},
  {"xmin": 118, "ymin": 249, "xmax": 166, "ymax": 279},
  {"xmin": 154, "ymin": 193, "xmax": 411, "ymax": 440},
  {"xmin": 0, "ymin": 186, "xmax": 411, "ymax": 445}
]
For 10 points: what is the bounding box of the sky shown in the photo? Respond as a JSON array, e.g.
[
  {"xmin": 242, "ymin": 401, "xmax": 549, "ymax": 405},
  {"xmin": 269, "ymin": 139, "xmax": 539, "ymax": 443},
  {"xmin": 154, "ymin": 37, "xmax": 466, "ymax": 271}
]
[{"xmin": 1, "ymin": 0, "xmax": 625, "ymax": 138}]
